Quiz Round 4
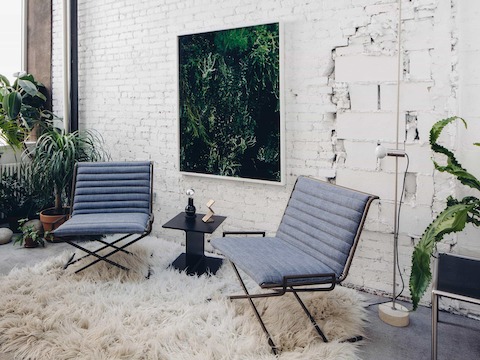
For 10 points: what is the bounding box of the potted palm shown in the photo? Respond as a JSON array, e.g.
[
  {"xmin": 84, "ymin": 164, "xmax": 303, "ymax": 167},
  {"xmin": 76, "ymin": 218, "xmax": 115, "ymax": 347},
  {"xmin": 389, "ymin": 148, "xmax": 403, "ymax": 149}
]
[
  {"xmin": 409, "ymin": 116, "xmax": 480, "ymax": 309},
  {"xmin": 28, "ymin": 127, "xmax": 107, "ymax": 234}
]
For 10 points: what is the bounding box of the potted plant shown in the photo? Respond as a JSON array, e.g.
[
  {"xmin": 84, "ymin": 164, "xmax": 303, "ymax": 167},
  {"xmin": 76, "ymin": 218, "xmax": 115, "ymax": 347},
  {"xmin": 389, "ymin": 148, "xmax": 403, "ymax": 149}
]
[
  {"xmin": 27, "ymin": 127, "xmax": 107, "ymax": 233},
  {"xmin": 0, "ymin": 165, "xmax": 54, "ymax": 231},
  {"xmin": 409, "ymin": 116, "xmax": 480, "ymax": 309},
  {"xmin": 0, "ymin": 171, "xmax": 32, "ymax": 231},
  {"xmin": 0, "ymin": 72, "xmax": 52, "ymax": 148},
  {"xmin": 14, "ymin": 218, "xmax": 44, "ymax": 248}
]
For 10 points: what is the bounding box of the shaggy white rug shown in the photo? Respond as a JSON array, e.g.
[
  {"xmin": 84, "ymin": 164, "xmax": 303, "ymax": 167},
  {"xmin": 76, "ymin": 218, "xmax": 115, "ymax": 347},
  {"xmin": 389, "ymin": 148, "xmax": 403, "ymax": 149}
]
[{"xmin": 0, "ymin": 237, "xmax": 367, "ymax": 359}]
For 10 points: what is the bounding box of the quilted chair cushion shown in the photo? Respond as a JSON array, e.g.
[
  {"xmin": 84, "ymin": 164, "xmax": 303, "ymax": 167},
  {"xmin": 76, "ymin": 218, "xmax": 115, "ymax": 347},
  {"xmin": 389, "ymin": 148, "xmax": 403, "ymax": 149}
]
[
  {"xmin": 54, "ymin": 161, "xmax": 152, "ymax": 237},
  {"xmin": 276, "ymin": 176, "xmax": 371, "ymax": 277},
  {"xmin": 72, "ymin": 161, "xmax": 152, "ymax": 215},
  {"xmin": 211, "ymin": 236, "xmax": 335, "ymax": 286},
  {"xmin": 211, "ymin": 176, "xmax": 375, "ymax": 287},
  {"xmin": 53, "ymin": 213, "xmax": 150, "ymax": 236}
]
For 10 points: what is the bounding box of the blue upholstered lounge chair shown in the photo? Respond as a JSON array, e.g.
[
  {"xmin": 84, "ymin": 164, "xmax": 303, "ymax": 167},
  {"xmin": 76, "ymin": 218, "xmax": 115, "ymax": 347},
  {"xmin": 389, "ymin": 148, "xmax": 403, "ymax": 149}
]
[
  {"xmin": 211, "ymin": 176, "xmax": 378, "ymax": 354},
  {"xmin": 54, "ymin": 161, "xmax": 154, "ymax": 273}
]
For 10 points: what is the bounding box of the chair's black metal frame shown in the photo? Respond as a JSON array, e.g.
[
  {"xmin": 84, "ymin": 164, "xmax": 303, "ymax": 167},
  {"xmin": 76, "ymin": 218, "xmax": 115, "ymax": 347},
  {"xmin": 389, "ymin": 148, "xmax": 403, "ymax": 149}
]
[
  {"xmin": 62, "ymin": 163, "xmax": 154, "ymax": 274},
  {"xmin": 222, "ymin": 192, "xmax": 377, "ymax": 355}
]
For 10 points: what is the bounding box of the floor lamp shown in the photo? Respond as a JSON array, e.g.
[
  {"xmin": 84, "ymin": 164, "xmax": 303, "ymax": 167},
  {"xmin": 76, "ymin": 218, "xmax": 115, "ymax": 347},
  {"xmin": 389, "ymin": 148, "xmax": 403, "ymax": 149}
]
[
  {"xmin": 375, "ymin": 146, "xmax": 410, "ymax": 327},
  {"xmin": 376, "ymin": 0, "xmax": 410, "ymax": 327}
]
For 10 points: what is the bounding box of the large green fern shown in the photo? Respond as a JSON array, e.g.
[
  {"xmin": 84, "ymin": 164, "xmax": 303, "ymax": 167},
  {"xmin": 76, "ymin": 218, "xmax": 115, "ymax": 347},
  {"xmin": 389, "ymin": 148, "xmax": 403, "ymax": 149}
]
[{"xmin": 409, "ymin": 116, "xmax": 480, "ymax": 309}]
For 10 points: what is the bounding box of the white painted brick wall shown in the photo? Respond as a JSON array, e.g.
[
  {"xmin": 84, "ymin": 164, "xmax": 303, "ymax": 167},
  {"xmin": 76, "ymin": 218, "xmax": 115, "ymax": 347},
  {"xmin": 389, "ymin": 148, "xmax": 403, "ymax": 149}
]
[
  {"xmin": 335, "ymin": 55, "xmax": 398, "ymax": 82},
  {"xmin": 380, "ymin": 82, "xmax": 434, "ymax": 111},
  {"xmin": 342, "ymin": 141, "xmax": 378, "ymax": 171},
  {"xmin": 406, "ymin": 50, "xmax": 432, "ymax": 80},
  {"xmin": 336, "ymin": 112, "xmax": 398, "ymax": 142},
  {"xmin": 349, "ymin": 84, "xmax": 379, "ymax": 111},
  {"xmin": 49, "ymin": 0, "xmax": 479, "ymax": 312}
]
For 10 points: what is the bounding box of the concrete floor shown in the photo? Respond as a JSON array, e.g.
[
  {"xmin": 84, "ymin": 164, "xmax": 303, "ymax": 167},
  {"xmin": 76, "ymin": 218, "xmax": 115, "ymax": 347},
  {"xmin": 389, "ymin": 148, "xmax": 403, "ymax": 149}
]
[
  {"xmin": 0, "ymin": 238, "xmax": 479, "ymax": 360},
  {"xmin": 361, "ymin": 295, "xmax": 480, "ymax": 360},
  {"xmin": 0, "ymin": 238, "xmax": 72, "ymax": 276}
]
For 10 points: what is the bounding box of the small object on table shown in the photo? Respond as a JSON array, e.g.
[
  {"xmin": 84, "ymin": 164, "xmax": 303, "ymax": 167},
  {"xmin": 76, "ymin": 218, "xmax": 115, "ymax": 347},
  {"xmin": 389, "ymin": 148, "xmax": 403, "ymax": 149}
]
[
  {"xmin": 185, "ymin": 188, "xmax": 196, "ymax": 219},
  {"xmin": 202, "ymin": 199, "xmax": 215, "ymax": 223},
  {"xmin": 162, "ymin": 212, "xmax": 226, "ymax": 275}
]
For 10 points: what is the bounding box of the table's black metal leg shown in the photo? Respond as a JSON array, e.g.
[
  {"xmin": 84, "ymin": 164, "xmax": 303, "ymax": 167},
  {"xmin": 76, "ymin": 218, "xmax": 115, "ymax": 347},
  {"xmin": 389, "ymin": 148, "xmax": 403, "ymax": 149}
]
[
  {"xmin": 185, "ymin": 231, "xmax": 223, "ymax": 275},
  {"xmin": 185, "ymin": 231, "xmax": 204, "ymax": 273},
  {"xmin": 185, "ymin": 231, "xmax": 205, "ymax": 256}
]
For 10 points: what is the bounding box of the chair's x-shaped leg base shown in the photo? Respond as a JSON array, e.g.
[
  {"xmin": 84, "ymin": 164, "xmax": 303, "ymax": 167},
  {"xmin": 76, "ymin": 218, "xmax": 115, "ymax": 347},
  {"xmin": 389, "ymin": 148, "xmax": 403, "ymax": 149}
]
[
  {"xmin": 64, "ymin": 234, "xmax": 133, "ymax": 268},
  {"xmin": 64, "ymin": 233, "xmax": 149, "ymax": 273},
  {"xmin": 228, "ymin": 262, "xmax": 363, "ymax": 355}
]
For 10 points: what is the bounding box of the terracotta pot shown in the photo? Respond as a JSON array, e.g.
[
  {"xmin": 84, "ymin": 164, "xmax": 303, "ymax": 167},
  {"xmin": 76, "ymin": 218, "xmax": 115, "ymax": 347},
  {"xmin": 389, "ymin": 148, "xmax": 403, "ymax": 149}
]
[{"xmin": 39, "ymin": 207, "xmax": 69, "ymax": 241}]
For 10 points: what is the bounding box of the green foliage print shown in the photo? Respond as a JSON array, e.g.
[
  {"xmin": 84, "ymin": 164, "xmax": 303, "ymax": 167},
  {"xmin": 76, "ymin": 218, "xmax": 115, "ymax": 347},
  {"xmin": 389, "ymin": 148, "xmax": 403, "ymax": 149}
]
[{"xmin": 179, "ymin": 23, "xmax": 281, "ymax": 182}]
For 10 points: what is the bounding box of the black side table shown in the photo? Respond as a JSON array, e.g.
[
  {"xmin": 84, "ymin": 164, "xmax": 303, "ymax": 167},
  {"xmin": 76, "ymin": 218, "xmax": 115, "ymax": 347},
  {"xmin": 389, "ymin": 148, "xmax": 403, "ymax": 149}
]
[{"xmin": 162, "ymin": 212, "xmax": 226, "ymax": 275}]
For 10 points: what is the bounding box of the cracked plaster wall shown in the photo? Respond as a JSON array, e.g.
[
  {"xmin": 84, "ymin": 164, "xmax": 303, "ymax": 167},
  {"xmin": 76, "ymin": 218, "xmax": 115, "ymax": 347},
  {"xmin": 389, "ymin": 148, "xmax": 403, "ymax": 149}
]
[
  {"xmin": 49, "ymin": 0, "xmax": 478, "ymax": 312},
  {"xmin": 332, "ymin": 0, "xmax": 479, "ymax": 314}
]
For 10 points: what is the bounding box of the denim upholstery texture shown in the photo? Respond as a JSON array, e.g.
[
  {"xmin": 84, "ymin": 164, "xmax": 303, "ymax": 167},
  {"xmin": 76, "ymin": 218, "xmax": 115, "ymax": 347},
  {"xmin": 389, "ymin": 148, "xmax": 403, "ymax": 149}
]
[
  {"xmin": 54, "ymin": 161, "xmax": 152, "ymax": 236},
  {"xmin": 211, "ymin": 176, "xmax": 375, "ymax": 287}
]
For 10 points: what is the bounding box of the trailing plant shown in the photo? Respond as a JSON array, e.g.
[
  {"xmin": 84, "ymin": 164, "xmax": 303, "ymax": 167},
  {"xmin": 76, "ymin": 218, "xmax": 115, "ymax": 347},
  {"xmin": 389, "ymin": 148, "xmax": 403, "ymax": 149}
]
[
  {"xmin": 0, "ymin": 72, "xmax": 52, "ymax": 147},
  {"xmin": 27, "ymin": 127, "xmax": 107, "ymax": 214},
  {"xmin": 409, "ymin": 116, "xmax": 480, "ymax": 310},
  {"xmin": 15, "ymin": 218, "xmax": 44, "ymax": 248}
]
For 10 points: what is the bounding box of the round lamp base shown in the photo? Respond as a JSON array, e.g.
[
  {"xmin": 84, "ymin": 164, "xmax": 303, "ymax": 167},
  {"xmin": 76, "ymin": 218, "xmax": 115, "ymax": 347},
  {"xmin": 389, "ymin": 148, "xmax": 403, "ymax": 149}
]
[{"xmin": 378, "ymin": 302, "xmax": 410, "ymax": 327}]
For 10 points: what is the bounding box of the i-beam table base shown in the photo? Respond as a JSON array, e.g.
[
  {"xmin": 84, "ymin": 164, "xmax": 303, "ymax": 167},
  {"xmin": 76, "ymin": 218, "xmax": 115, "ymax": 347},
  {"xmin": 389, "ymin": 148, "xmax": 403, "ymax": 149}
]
[{"xmin": 163, "ymin": 213, "xmax": 226, "ymax": 276}]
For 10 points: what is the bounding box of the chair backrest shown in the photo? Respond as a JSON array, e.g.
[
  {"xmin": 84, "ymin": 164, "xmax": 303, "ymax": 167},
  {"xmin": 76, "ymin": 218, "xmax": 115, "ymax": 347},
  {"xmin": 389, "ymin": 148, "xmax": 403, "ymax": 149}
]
[
  {"xmin": 276, "ymin": 176, "xmax": 377, "ymax": 281},
  {"xmin": 71, "ymin": 161, "xmax": 153, "ymax": 216},
  {"xmin": 436, "ymin": 253, "xmax": 480, "ymax": 300}
]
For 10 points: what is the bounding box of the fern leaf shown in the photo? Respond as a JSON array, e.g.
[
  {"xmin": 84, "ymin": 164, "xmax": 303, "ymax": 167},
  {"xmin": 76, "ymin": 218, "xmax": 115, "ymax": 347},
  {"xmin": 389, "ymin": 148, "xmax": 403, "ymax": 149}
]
[
  {"xmin": 410, "ymin": 203, "xmax": 473, "ymax": 309},
  {"xmin": 430, "ymin": 116, "xmax": 480, "ymax": 191}
]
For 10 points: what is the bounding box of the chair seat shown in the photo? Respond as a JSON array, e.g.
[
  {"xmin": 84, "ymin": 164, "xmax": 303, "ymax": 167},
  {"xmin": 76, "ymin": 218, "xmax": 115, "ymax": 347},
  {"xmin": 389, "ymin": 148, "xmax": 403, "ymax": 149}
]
[
  {"xmin": 54, "ymin": 213, "xmax": 150, "ymax": 236},
  {"xmin": 211, "ymin": 236, "xmax": 336, "ymax": 287}
]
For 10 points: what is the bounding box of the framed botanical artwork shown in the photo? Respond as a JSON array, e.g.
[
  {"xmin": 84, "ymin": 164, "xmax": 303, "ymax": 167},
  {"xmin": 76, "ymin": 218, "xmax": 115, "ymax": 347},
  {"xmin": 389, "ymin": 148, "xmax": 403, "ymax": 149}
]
[{"xmin": 178, "ymin": 22, "xmax": 284, "ymax": 184}]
